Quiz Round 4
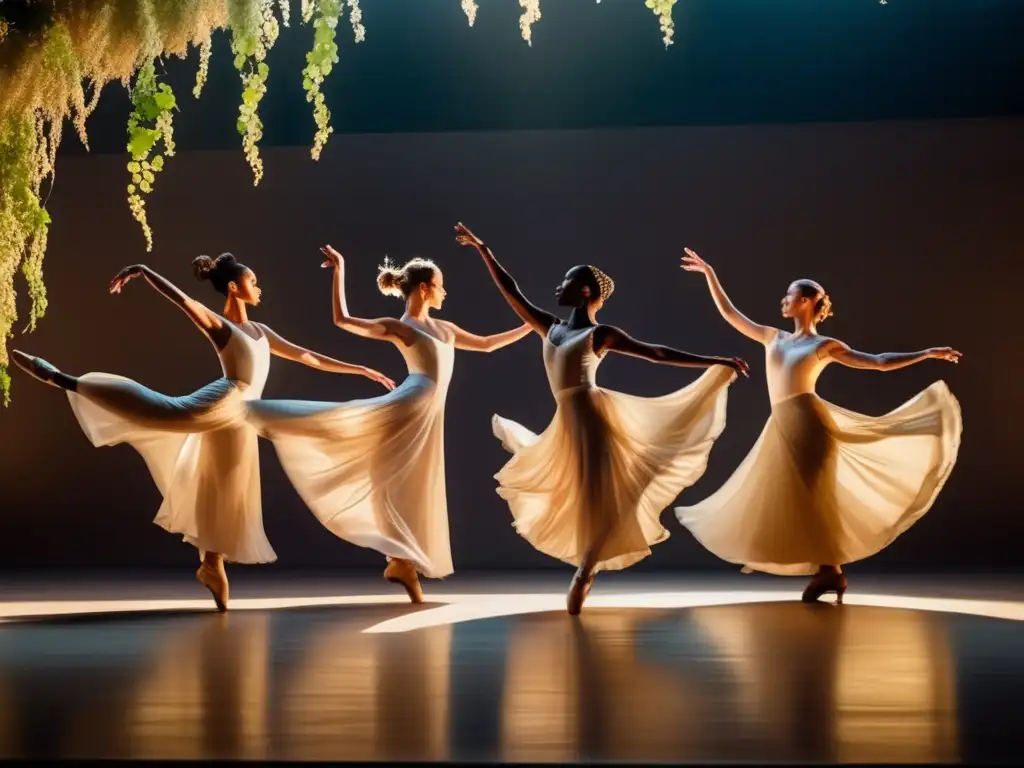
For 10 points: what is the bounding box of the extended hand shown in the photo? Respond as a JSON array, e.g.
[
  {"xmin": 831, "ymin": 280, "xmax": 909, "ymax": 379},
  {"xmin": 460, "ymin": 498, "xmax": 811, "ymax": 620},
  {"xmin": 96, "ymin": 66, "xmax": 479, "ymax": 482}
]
[
  {"xmin": 724, "ymin": 356, "xmax": 751, "ymax": 377},
  {"xmin": 109, "ymin": 265, "xmax": 143, "ymax": 294},
  {"xmin": 680, "ymin": 247, "xmax": 713, "ymax": 275},
  {"xmin": 454, "ymin": 222, "xmax": 485, "ymax": 249},
  {"xmin": 320, "ymin": 245, "xmax": 343, "ymax": 270},
  {"xmin": 364, "ymin": 367, "xmax": 397, "ymax": 391},
  {"xmin": 929, "ymin": 347, "xmax": 962, "ymax": 364}
]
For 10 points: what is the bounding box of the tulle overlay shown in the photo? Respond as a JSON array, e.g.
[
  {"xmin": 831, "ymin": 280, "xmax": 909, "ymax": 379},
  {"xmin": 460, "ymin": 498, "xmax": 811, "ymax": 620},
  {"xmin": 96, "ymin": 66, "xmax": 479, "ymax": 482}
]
[
  {"xmin": 675, "ymin": 381, "xmax": 962, "ymax": 576},
  {"xmin": 493, "ymin": 365, "xmax": 736, "ymax": 572},
  {"xmin": 67, "ymin": 373, "xmax": 275, "ymax": 564},
  {"xmin": 248, "ymin": 373, "xmax": 453, "ymax": 578}
]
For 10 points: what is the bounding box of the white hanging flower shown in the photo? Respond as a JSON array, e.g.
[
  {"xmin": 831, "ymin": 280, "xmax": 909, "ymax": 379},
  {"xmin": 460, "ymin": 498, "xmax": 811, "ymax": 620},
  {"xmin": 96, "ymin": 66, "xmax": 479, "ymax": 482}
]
[
  {"xmin": 462, "ymin": 0, "xmax": 479, "ymax": 27},
  {"xmin": 519, "ymin": 0, "xmax": 541, "ymax": 46},
  {"xmin": 348, "ymin": 0, "xmax": 366, "ymax": 42}
]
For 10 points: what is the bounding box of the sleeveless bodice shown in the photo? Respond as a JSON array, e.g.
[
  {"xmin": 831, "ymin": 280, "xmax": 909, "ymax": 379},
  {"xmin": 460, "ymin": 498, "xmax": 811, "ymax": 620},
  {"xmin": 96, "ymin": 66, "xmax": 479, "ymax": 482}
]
[
  {"xmin": 398, "ymin": 324, "xmax": 455, "ymax": 394},
  {"xmin": 219, "ymin": 323, "xmax": 271, "ymax": 400},
  {"xmin": 543, "ymin": 326, "xmax": 602, "ymax": 396},
  {"xmin": 765, "ymin": 331, "xmax": 830, "ymax": 405}
]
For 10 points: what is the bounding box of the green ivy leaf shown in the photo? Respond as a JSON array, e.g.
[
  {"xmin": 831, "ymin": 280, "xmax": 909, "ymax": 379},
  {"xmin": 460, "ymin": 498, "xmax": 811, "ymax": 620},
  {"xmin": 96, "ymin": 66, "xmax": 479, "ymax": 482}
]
[
  {"xmin": 140, "ymin": 180, "xmax": 153, "ymax": 194},
  {"xmin": 153, "ymin": 90, "xmax": 176, "ymax": 112},
  {"xmin": 127, "ymin": 161, "xmax": 141, "ymax": 174},
  {"xmin": 127, "ymin": 127, "xmax": 159, "ymax": 159},
  {"xmin": 258, "ymin": 62, "xmax": 270, "ymax": 79}
]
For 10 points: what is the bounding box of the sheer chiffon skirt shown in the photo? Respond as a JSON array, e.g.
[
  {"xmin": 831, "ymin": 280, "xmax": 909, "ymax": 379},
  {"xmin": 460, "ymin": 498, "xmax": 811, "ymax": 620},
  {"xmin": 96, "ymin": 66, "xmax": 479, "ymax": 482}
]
[
  {"xmin": 247, "ymin": 374, "xmax": 453, "ymax": 579},
  {"xmin": 492, "ymin": 366, "xmax": 736, "ymax": 572},
  {"xmin": 675, "ymin": 381, "xmax": 962, "ymax": 576},
  {"xmin": 67, "ymin": 372, "xmax": 275, "ymax": 564}
]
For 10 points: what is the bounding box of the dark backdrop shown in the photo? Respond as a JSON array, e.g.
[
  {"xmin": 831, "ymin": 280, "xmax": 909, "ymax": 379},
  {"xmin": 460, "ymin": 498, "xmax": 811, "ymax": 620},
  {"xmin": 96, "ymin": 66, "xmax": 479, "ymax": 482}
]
[{"xmin": 0, "ymin": 118, "xmax": 1019, "ymax": 570}]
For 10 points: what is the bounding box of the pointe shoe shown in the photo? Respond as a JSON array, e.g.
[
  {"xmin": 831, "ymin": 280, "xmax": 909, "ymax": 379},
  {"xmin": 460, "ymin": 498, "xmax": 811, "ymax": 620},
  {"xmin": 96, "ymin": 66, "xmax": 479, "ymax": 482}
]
[
  {"xmin": 11, "ymin": 351, "xmax": 59, "ymax": 386},
  {"xmin": 196, "ymin": 563, "xmax": 230, "ymax": 612},
  {"xmin": 566, "ymin": 567, "xmax": 595, "ymax": 616},
  {"xmin": 384, "ymin": 558, "xmax": 424, "ymax": 604},
  {"xmin": 801, "ymin": 571, "xmax": 848, "ymax": 605}
]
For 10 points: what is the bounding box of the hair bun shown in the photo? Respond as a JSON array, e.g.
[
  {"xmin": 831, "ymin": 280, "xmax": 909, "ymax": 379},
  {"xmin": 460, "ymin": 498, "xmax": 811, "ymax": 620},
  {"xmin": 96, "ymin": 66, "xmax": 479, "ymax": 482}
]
[{"xmin": 192, "ymin": 255, "xmax": 215, "ymax": 281}]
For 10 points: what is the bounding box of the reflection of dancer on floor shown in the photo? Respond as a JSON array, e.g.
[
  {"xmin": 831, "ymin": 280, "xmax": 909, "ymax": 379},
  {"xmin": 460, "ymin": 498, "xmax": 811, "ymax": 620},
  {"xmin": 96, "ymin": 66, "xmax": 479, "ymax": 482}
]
[
  {"xmin": 455, "ymin": 223, "xmax": 750, "ymax": 615},
  {"xmin": 674, "ymin": 248, "xmax": 962, "ymax": 603},
  {"xmin": 12, "ymin": 254, "xmax": 394, "ymax": 611},
  {"xmin": 249, "ymin": 245, "xmax": 531, "ymax": 603}
]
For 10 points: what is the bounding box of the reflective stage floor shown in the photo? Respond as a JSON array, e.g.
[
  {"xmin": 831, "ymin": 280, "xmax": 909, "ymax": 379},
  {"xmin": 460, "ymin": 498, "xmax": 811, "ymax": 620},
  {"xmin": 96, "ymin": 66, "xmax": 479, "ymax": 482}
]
[{"xmin": 0, "ymin": 570, "xmax": 1021, "ymax": 764}]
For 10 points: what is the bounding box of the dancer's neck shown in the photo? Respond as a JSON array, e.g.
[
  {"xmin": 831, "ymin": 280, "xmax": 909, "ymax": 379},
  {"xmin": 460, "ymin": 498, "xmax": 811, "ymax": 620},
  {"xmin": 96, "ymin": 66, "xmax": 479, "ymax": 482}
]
[
  {"xmin": 405, "ymin": 295, "xmax": 431, "ymax": 322},
  {"xmin": 791, "ymin": 316, "xmax": 817, "ymax": 337},
  {"xmin": 565, "ymin": 305, "xmax": 597, "ymax": 329},
  {"xmin": 222, "ymin": 297, "xmax": 249, "ymax": 325}
]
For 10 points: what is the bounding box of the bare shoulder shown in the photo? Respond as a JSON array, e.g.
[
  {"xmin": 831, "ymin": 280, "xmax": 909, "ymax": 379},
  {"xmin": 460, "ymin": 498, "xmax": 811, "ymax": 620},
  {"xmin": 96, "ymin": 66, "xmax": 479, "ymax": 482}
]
[{"xmin": 815, "ymin": 335, "xmax": 846, "ymax": 359}]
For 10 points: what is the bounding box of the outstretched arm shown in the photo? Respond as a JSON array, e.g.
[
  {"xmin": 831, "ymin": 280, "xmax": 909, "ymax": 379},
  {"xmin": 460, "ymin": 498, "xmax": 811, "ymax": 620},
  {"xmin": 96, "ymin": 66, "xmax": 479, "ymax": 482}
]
[
  {"xmin": 109, "ymin": 264, "xmax": 228, "ymax": 345},
  {"xmin": 256, "ymin": 323, "xmax": 396, "ymax": 390},
  {"xmin": 320, "ymin": 246, "xmax": 415, "ymax": 345},
  {"xmin": 680, "ymin": 248, "xmax": 777, "ymax": 345},
  {"xmin": 821, "ymin": 339, "xmax": 961, "ymax": 371},
  {"xmin": 454, "ymin": 223, "xmax": 558, "ymax": 335},
  {"xmin": 438, "ymin": 320, "xmax": 533, "ymax": 353},
  {"xmin": 595, "ymin": 326, "xmax": 750, "ymax": 377}
]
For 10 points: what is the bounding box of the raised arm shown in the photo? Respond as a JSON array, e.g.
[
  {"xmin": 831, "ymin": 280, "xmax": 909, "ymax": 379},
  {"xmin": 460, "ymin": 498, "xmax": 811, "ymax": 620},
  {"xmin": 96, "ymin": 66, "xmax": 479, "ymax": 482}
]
[
  {"xmin": 320, "ymin": 246, "xmax": 414, "ymax": 345},
  {"xmin": 109, "ymin": 264, "xmax": 228, "ymax": 345},
  {"xmin": 681, "ymin": 248, "xmax": 777, "ymax": 345},
  {"xmin": 820, "ymin": 339, "xmax": 961, "ymax": 371},
  {"xmin": 255, "ymin": 323, "xmax": 396, "ymax": 390},
  {"xmin": 454, "ymin": 223, "xmax": 558, "ymax": 335},
  {"xmin": 437, "ymin": 320, "xmax": 533, "ymax": 353},
  {"xmin": 595, "ymin": 326, "xmax": 750, "ymax": 377}
]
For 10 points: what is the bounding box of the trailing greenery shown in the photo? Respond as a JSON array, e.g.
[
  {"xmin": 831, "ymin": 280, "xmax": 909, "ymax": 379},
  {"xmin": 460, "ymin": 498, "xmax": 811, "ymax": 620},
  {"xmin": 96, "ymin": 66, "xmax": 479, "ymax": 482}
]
[{"xmin": 0, "ymin": 0, "xmax": 702, "ymax": 405}]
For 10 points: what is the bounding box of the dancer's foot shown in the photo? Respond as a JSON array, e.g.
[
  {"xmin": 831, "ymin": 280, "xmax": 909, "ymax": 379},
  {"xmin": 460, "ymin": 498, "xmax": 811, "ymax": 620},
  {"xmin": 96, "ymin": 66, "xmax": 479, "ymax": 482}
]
[
  {"xmin": 801, "ymin": 569, "xmax": 847, "ymax": 604},
  {"xmin": 384, "ymin": 557, "xmax": 424, "ymax": 604},
  {"xmin": 196, "ymin": 559, "xmax": 230, "ymax": 612},
  {"xmin": 567, "ymin": 565, "xmax": 595, "ymax": 616},
  {"xmin": 11, "ymin": 351, "xmax": 60, "ymax": 387}
]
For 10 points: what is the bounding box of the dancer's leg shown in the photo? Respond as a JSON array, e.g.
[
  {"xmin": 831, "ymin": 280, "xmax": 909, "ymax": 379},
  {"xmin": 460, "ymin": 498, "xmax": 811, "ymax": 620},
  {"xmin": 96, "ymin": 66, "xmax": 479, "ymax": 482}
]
[
  {"xmin": 196, "ymin": 551, "xmax": 230, "ymax": 612},
  {"xmin": 802, "ymin": 564, "xmax": 847, "ymax": 604},
  {"xmin": 384, "ymin": 557, "xmax": 424, "ymax": 604},
  {"xmin": 12, "ymin": 351, "xmax": 79, "ymax": 390}
]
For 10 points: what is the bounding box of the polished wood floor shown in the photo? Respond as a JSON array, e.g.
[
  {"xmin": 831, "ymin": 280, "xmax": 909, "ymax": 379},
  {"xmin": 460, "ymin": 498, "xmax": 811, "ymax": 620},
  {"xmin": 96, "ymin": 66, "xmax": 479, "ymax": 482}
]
[{"xmin": 0, "ymin": 572, "xmax": 1021, "ymax": 763}]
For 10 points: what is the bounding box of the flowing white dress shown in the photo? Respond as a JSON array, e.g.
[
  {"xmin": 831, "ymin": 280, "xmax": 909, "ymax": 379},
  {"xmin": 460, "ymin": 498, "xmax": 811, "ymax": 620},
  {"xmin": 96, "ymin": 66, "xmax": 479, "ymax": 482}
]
[
  {"xmin": 676, "ymin": 330, "xmax": 962, "ymax": 575},
  {"xmin": 247, "ymin": 323, "xmax": 455, "ymax": 579},
  {"xmin": 492, "ymin": 325, "xmax": 737, "ymax": 572},
  {"xmin": 67, "ymin": 320, "xmax": 275, "ymax": 564}
]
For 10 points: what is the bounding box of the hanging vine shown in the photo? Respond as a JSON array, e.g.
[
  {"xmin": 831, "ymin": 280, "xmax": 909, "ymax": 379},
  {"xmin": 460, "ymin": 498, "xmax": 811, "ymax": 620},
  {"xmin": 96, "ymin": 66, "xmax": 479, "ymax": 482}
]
[
  {"xmin": 646, "ymin": 0, "xmax": 678, "ymax": 47},
  {"xmin": 230, "ymin": 0, "xmax": 282, "ymax": 186},
  {"xmin": 462, "ymin": 1, "xmax": 479, "ymax": 27},
  {"xmin": 302, "ymin": 0, "xmax": 342, "ymax": 161},
  {"xmin": 126, "ymin": 59, "xmax": 177, "ymax": 252},
  {"xmin": 519, "ymin": 0, "xmax": 542, "ymax": 46}
]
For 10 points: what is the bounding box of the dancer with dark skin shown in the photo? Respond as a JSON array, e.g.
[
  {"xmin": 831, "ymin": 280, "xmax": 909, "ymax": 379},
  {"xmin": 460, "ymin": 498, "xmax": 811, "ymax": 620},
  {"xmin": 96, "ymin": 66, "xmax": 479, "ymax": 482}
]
[
  {"xmin": 455, "ymin": 223, "xmax": 749, "ymax": 614},
  {"xmin": 13, "ymin": 254, "xmax": 394, "ymax": 610},
  {"xmin": 675, "ymin": 247, "xmax": 962, "ymax": 602}
]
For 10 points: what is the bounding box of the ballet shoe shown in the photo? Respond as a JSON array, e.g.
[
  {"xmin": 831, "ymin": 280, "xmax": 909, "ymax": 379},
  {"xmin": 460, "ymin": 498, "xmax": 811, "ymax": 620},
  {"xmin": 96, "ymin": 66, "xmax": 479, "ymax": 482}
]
[
  {"xmin": 196, "ymin": 563, "xmax": 230, "ymax": 612},
  {"xmin": 384, "ymin": 558, "xmax": 424, "ymax": 604},
  {"xmin": 801, "ymin": 571, "xmax": 847, "ymax": 605},
  {"xmin": 566, "ymin": 567, "xmax": 595, "ymax": 616},
  {"xmin": 11, "ymin": 351, "xmax": 59, "ymax": 386}
]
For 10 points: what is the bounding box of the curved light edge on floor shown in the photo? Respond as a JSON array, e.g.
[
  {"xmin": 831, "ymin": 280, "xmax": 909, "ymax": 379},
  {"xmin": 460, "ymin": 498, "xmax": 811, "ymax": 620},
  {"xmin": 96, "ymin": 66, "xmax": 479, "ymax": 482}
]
[{"xmin": 0, "ymin": 591, "xmax": 1021, "ymax": 630}]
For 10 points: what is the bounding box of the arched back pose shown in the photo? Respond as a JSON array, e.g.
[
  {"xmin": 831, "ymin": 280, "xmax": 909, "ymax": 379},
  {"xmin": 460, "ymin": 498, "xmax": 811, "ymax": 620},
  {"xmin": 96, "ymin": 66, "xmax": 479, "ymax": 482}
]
[
  {"xmin": 12, "ymin": 254, "xmax": 394, "ymax": 610},
  {"xmin": 455, "ymin": 223, "xmax": 749, "ymax": 615},
  {"xmin": 675, "ymin": 248, "xmax": 962, "ymax": 603},
  {"xmin": 248, "ymin": 245, "xmax": 531, "ymax": 603}
]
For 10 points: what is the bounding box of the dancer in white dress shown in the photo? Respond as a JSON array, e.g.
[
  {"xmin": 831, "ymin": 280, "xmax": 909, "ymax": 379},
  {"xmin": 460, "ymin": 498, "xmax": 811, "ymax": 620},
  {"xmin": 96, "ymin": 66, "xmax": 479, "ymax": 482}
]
[
  {"xmin": 12, "ymin": 253, "xmax": 394, "ymax": 611},
  {"xmin": 674, "ymin": 248, "xmax": 962, "ymax": 603},
  {"xmin": 248, "ymin": 245, "xmax": 531, "ymax": 603},
  {"xmin": 454, "ymin": 223, "xmax": 750, "ymax": 615}
]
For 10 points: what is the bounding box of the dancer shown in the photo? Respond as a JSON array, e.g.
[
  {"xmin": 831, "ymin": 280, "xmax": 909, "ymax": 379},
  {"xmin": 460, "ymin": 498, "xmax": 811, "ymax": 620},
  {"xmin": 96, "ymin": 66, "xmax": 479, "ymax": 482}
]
[
  {"xmin": 674, "ymin": 248, "xmax": 962, "ymax": 603},
  {"xmin": 454, "ymin": 223, "xmax": 750, "ymax": 615},
  {"xmin": 248, "ymin": 245, "xmax": 531, "ymax": 603},
  {"xmin": 12, "ymin": 254, "xmax": 394, "ymax": 611}
]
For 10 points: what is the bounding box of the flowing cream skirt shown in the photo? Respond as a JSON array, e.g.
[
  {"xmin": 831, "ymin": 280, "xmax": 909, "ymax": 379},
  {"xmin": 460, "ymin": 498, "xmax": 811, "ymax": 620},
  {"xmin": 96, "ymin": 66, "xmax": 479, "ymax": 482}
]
[
  {"xmin": 247, "ymin": 374, "xmax": 452, "ymax": 579},
  {"xmin": 675, "ymin": 381, "xmax": 962, "ymax": 575},
  {"xmin": 492, "ymin": 366, "xmax": 736, "ymax": 572},
  {"xmin": 68, "ymin": 373, "xmax": 275, "ymax": 564}
]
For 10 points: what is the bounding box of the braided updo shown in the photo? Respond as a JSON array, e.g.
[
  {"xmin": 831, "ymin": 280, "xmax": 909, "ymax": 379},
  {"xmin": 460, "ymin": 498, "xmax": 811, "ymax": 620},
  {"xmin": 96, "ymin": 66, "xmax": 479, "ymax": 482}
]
[
  {"xmin": 794, "ymin": 279, "xmax": 834, "ymax": 325},
  {"xmin": 193, "ymin": 252, "xmax": 249, "ymax": 296},
  {"xmin": 585, "ymin": 265, "xmax": 616, "ymax": 302}
]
